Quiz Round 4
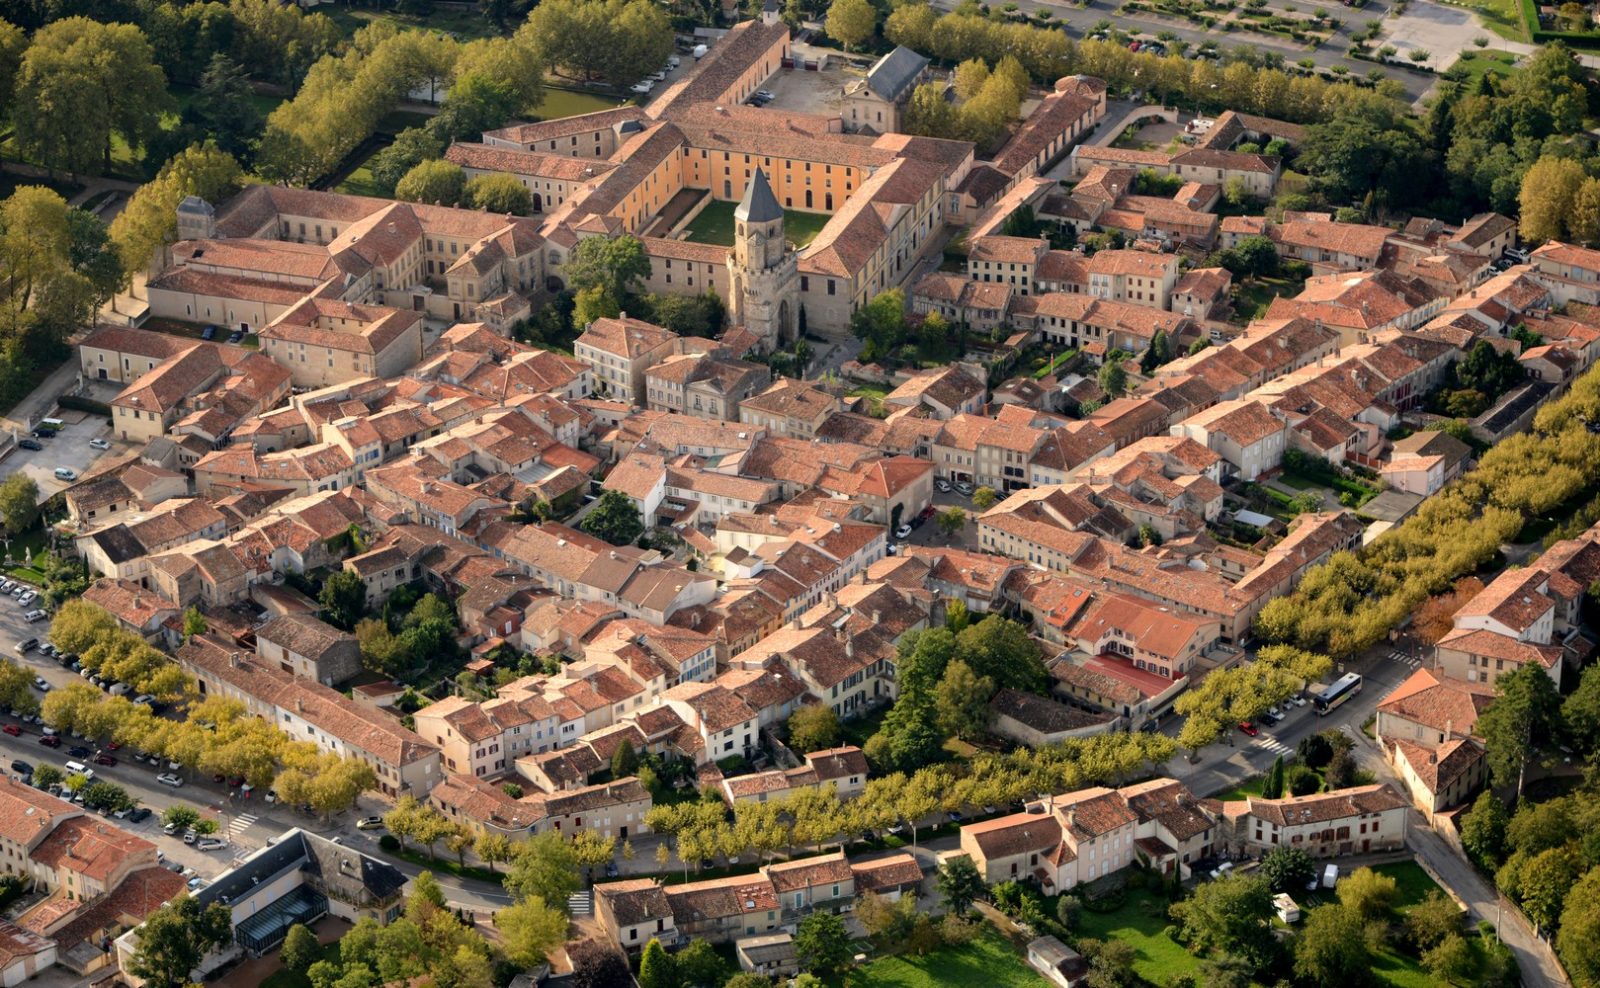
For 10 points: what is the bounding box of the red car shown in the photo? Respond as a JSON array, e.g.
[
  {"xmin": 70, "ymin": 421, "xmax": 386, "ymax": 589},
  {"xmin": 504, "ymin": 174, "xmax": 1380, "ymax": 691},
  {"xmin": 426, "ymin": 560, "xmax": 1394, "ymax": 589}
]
[
  {"xmin": 227, "ymin": 777, "xmax": 245, "ymax": 788},
  {"xmin": 94, "ymin": 755, "xmax": 116, "ymax": 766},
  {"xmin": 1237, "ymin": 722, "xmax": 1259, "ymax": 737},
  {"xmin": 37, "ymin": 735, "xmax": 59, "ymax": 748},
  {"xmin": 105, "ymin": 742, "xmax": 121, "ymax": 751},
  {"xmin": 2, "ymin": 725, "xmax": 21, "ymax": 737}
]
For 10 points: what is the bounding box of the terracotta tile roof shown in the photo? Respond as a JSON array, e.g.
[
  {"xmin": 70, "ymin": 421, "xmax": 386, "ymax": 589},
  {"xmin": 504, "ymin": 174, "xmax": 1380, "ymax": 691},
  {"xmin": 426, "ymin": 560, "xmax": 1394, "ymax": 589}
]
[
  {"xmin": 1240, "ymin": 783, "xmax": 1410, "ymax": 826},
  {"xmin": 1436, "ymin": 628, "xmax": 1562, "ymax": 668},
  {"xmin": 1390, "ymin": 735, "xmax": 1484, "ymax": 793},
  {"xmin": 989, "ymin": 687, "xmax": 1111, "ymax": 733},
  {"xmin": 0, "ymin": 778, "xmax": 77, "ymax": 848},
  {"xmin": 596, "ymin": 878, "xmax": 673, "ymax": 927},
  {"xmin": 32, "ymin": 816, "xmax": 154, "ymax": 884},
  {"xmin": 851, "ymin": 853, "xmax": 923, "ymax": 892}
]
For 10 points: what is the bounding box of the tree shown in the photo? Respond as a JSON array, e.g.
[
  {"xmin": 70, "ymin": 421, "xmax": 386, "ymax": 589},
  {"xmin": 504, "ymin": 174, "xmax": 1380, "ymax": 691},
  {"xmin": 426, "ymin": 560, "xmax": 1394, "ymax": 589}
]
[
  {"xmin": 0, "ymin": 474, "xmax": 39, "ymax": 535},
  {"xmin": 825, "ymin": 0, "xmax": 877, "ymax": 51},
  {"xmin": 474, "ymin": 832, "xmax": 513, "ymax": 874},
  {"xmin": 610, "ymin": 739, "xmax": 639, "ymax": 778},
  {"xmin": 1080, "ymin": 937, "xmax": 1138, "ymax": 988},
  {"xmin": 937, "ymin": 855, "xmax": 985, "ymax": 915},
  {"xmin": 935, "ymin": 507, "xmax": 966, "ymax": 541},
  {"xmin": 567, "ymin": 939, "xmax": 630, "ymax": 988},
  {"xmin": 13, "ymin": 18, "xmax": 172, "ymax": 175},
  {"xmin": 1293, "ymin": 904, "xmax": 1371, "ymax": 987},
  {"xmin": 1336, "ymin": 866, "xmax": 1398, "ymax": 922},
  {"xmin": 971, "ymin": 486, "xmax": 999, "ymax": 511},
  {"xmin": 856, "ymin": 890, "xmax": 916, "ymax": 940},
  {"xmin": 1169, "ymin": 873, "xmax": 1276, "ymax": 967},
  {"xmin": 794, "ymin": 912, "xmax": 851, "ymax": 977},
  {"xmin": 1259, "ymin": 845, "xmax": 1315, "ymax": 894},
  {"xmin": 1479, "ymin": 664, "xmax": 1562, "ymax": 797},
  {"xmin": 1518, "ymin": 846, "xmax": 1578, "ymax": 934},
  {"xmin": 369, "ymin": 127, "xmax": 447, "ymax": 197},
  {"xmin": 1098, "ymin": 358, "xmax": 1127, "ymax": 398},
  {"xmin": 465, "ymin": 173, "xmax": 534, "ymax": 215},
  {"xmin": 1520, "ymin": 156, "xmax": 1588, "ymax": 243},
  {"xmin": 1056, "ymin": 894, "xmax": 1081, "ymax": 930},
  {"xmin": 110, "ymin": 142, "xmax": 243, "ymax": 273},
  {"xmin": 953, "ymin": 617, "xmax": 1048, "ymax": 694},
  {"xmin": 934, "ymin": 659, "xmax": 995, "ymax": 740},
  {"xmin": 1423, "ymin": 933, "xmax": 1474, "ymax": 985},
  {"xmin": 504, "ymin": 832, "xmax": 580, "ymax": 908},
  {"xmin": 637, "ymin": 938, "xmax": 675, "ymax": 988},
  {"xmin": 1261, "ymin": 755, "xmax": 1286, "ymax": 799},
  {"xmin": 673, "ymin": 939, "xmax": 727, "ymax": 988},
  {"xmin": 181, "ymin": 607, "xmax": 208, "ymax": 640},
  {"xmin": 1460, "ymin": 791, "xmax": 1509, "ymax": 867},
  {"xmin": 318, "ymin": 571, "xmax": 367, "ymax": 631},
  {"xmin": 494, "ymin": 896, "xmax": 568, "ymax": 969},
  {"xmin": 126, "ymin": 894, "xmax": 234, "ymax": 988},
  {"xmin": 281, "ymin": 924, "xmax": 320, "ymax": 974},
  {"xmin": 1565, "ymin": 662, "xmax": 1600, "ymax": 756},
  {"xmin": 564, "ymin": 234, "xmax": 651, "ymax": 303},
  {"xmin": 1406, "ymin": 890, "xmax": 1463, "ymax": 951},
  {"xmin": 395, "ymin": 160, "xmax": 466, "ymax": 206},
  {"xmin": 787, "ymin": 705, "xmax": 841, "ymax": 754},
  {"xmin": 517, "ymin": 0, "xmax": 672, "ymax": 89},
  {"xmin": 1558, "ymin": 866, "xmax": 1600, "ymax": 988},
  {"xmin": 581, "ymin": 490, "xmax": 644, "ymax": 546}
]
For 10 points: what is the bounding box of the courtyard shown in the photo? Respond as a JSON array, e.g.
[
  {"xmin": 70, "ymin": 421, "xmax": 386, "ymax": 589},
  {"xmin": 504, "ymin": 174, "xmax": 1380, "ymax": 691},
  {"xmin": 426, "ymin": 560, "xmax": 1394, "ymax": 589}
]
[{"xmin": 681, "ymin": 199, "xmax": 832, "ymax": 248}]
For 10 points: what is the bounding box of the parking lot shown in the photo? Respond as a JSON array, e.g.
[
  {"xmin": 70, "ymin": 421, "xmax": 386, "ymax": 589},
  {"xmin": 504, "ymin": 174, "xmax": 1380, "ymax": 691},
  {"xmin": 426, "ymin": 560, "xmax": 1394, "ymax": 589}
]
[
  {"xmin": 2, "ymin": 406, "xmax": 117, "ymax": 501},
  {"xmin": 759, "ymin": 59, "xmax": 861, "ymax": 117}
]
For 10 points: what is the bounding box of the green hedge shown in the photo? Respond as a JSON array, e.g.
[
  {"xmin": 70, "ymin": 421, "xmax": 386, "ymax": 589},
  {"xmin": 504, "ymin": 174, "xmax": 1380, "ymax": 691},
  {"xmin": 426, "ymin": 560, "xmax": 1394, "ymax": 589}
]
[{"xmin": 1522, "ymin": 0, "xmax": 1600, "ymax": 47}]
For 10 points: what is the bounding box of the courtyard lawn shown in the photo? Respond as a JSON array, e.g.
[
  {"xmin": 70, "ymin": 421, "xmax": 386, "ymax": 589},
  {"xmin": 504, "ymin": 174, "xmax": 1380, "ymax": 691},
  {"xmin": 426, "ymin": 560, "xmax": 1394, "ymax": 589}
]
[
  {"xmin": 336, "ymin": 161, "xmax": 385, "ymax": 198},
  {"xmin": 533, "ymin": 87, "xmax": 625, "ymax": 121},
  {"xmin": 682, "ymin": 200, "xmax": 833, "ymax": 247},
  {"xmin": 1372, "ymin": 861, "xmax": 1445, "ymax": 913},
  {"xmin": 1073, "ymin": 888, "xmax": 1196, "ymax": 985},
  {"xmin": 835, "ymin": 929, "xmax": 1051, "ymax": 988},
  {"xmin": 1210, "ymin": 773, "xmax": 1268, "ymax": 802}
]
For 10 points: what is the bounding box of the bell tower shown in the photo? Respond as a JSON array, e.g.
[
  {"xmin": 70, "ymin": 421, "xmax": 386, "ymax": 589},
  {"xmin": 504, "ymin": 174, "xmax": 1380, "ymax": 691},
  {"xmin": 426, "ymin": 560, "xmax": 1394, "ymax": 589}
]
[{"xmin": 728, "ymin": 169, "xmax": 799, "ymax": 348}]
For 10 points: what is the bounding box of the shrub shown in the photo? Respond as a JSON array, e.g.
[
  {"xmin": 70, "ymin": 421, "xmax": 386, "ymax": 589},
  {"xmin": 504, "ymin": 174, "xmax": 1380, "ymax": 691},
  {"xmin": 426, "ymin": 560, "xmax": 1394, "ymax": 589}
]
[{"xmin": 379, "ymin": 834, "xmax": 399, "ymax": 852}]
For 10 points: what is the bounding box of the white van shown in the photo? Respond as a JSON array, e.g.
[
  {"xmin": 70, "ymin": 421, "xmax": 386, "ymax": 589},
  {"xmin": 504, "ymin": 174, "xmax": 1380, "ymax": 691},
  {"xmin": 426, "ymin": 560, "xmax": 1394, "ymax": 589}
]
[{"xmin": 64, "ymin": 761, "xmax": 94, "ymax": 780}]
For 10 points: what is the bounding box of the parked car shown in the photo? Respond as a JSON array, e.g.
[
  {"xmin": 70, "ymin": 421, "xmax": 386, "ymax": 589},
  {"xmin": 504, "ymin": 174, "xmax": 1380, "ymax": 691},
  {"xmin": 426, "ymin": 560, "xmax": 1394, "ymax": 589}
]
[
  {"xmin": 14, "ymin": 639, "xmax": 36, "ymax": 655},
  {"xmin": 1, "ymin": 726, "xmax": 19, "ymax": 738},
  {"xmin": 128, "ymin": 807, "xmax": 152, "ymax": 824},
  {"xmin": 755, "ymin": 89, "xmax": 775, "ymax": 100},
  {"xmin": 201, "ymin": 325, "xmax": 217, "ymax": 341},
  {"xmin": 16, "ymin": 440, "xmax": 40, "ymax": 451},
  {"xmin": 24, "ymin": 610, "xmax": 46, "ymax": 624},
  {"xmin": 9, "ymin": 760, "xmax": 30, "ymax": 777},
  {"xmin": 355, "ymin": 816, "xmax": 384, "ymax": 830},
  {"xmin": 934, "ymin": 479, "xmax": 951, "ymax": 493},
  {"xmin": 52, "ymin": 468, "xmax": 76, "ymax": 481},
  {"xmin": 162, "ymin": 822, "xmax": 179, "ymax": 835},
  {"xmin": 94, "ymin": 755, "xmax": 116, "ymax": 766},
  {"xmin": 1291, "ymin": 695, "xmax": 1308, "ymax": 707},
  {"xmin": 37, "ymin": 735, "xmax": 58, "ymax": 748},
  {"xmin": 31, "ymin": 678, "xmax": 47, "ymax": 692},
  {"xmin": 196, "ymin": 839, "xmax": 227, "ymax": 852},
  {"xmin": 894, "ymin": 524, "xmax": 912, "ymax": 540},
  {"xmin": 88, "ymin": 438, "xmax": 110, "ymax": 450},
  {"xmin": 38, "ymin": 644, "xmax": 54, "ymax": 657},
  {"xmin": 954, "ymin": 481, "xmax": 975, "ymax": 496},
  {"xmin": 227, "ymin": 329, "xmax": 244, "ymax": 343},
  {"xmin": 1237, "ymin": 721, "xmax": 1259, "ymax": 737},
  {"xmin": 67, "ymin": 747, "xmax": 90, "ymax": 759},
  {"xmin": 182, "ymin": 831, "xmax": 197, "ymax": 844},
  {"xmin": 155, "ymin": 773, "xmax": 183, "ymax": 787},
  {"xmin": 630, "ymin": 80, "xmax": 654, "ymax": 94}
]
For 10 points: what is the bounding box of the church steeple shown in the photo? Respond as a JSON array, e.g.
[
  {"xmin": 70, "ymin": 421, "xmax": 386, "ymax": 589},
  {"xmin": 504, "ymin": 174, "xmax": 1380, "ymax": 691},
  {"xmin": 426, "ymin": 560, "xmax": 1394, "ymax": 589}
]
[{"xmin": 736, "ymin": 168, "xmax": 783, "ymax": 226}]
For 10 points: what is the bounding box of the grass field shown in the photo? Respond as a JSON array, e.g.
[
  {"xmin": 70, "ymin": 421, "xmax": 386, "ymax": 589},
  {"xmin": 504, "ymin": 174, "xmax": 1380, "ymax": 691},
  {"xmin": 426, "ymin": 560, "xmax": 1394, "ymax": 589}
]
[
  {"xmin": 533, "ymin": 87, "xmax": 626, "ymax": 121},
  {"xmin": 1439, "ymin": 0, "xmax": 1528, "ymax": 40},
  {"xmin": 1447, "ymin": 49, "xmax": 1522, "ymax": 84},
  {"xmin": 833, "ymin": 930, "xmax": 1050, "ymax": 988},
  {"xmin": 1231, "ymin": 274, "xmax": 1307, "ymax": 322},
  {"xmin": 324, "ymin": 5, "xmax": 500, "ymax": 41},
  {"xmin": 682, "ymin": 199, "xmax": 833, "ymax": 247},
  {"xmin": 1074, "ymin": 888, "xmax": 1193, "ymax": 984}
]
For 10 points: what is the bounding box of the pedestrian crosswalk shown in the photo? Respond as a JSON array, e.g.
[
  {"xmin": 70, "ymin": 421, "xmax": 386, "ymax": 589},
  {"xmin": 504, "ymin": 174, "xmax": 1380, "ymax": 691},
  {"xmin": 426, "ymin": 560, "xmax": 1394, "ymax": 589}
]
[
  {"xmin": 1387, "ymin": 650, "xmax": 1421, "ymax": 669},
  {"xmin": 568, "ymin": 891, "xmax": 593, "ymax": 917},
  {"xmin": 225, "ymin": 813, "xmax": 258, "ymax": 839},
  {"xmin": 1253, "ymin": 736, "xmax": 1292, "ymax": 756}
]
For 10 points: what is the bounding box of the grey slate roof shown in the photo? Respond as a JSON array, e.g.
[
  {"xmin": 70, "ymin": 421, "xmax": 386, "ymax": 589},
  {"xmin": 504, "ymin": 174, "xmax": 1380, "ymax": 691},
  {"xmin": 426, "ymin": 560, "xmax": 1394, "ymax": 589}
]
[
  {"xmin": 865, "ymin": 46, "xmax": 930, "ymax": 102},
  {"xmin": 736, "ymin": 168, "xmax": 783, "ymax": 225}
]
